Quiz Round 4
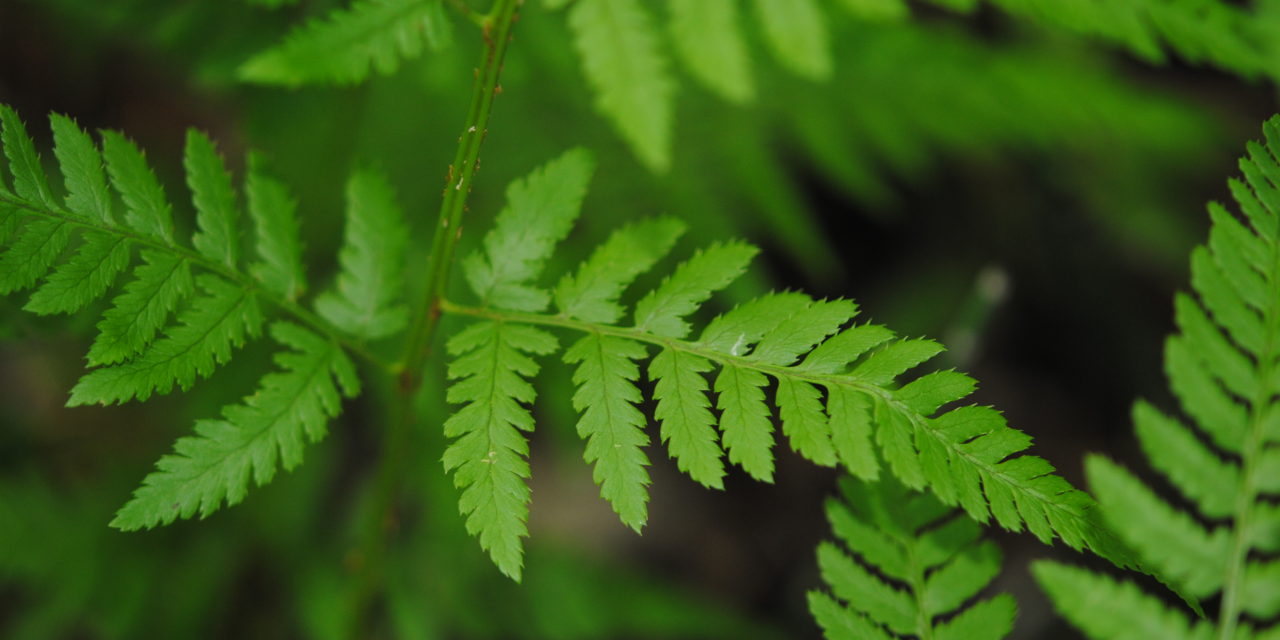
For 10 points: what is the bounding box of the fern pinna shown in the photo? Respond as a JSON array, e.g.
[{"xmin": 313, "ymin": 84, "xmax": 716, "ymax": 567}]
[
  {"xmin": 808, "ymin": 475, "xmax": 1016, "ymax": 640},
  {"xmin": 440, "ymin": 146, "xmax": 1134, "ymax": 580},
  {"xmin": 0, "ymin": 105, "xmax": 406, "ymax": 529},
  {"xmin": 1034, "ymin": 117, "xmax": 1280, "ymax": 638}
]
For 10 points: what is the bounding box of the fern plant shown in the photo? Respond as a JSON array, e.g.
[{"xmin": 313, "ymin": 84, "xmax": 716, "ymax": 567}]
[
  {"xmin": 808, "ymin": 475, "xmax": 1016, "ymax": 640},
  {"xmin": 1034, "ymin": 116, "xmax": 1280, "ymax": 638}
]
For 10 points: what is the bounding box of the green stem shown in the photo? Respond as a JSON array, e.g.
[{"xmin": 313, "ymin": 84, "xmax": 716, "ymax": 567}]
[
  {"xmin": 399, "ymin": 0, "xmax": 521, "ymax": 391},
  {"xmin": 0, "ymin": 193, "xmax": 390, "ymax": 371},
  {"xmin": 348, "ymin": 0, "xmax": 521, "ymax": 634}
]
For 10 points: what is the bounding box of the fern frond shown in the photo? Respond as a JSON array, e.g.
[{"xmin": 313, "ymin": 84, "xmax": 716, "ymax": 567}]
[
  {"xmin": 315, "ymin": 168, "xmax": 409, "ymax": 340},
  {"xmin": 239, "ymin": 0, "xmax": 453, "ymax": 87},
  {"xmin": 927, "ymin": 0, "xmax": 1280, "ymax": 82},
  {"xmin": 568, "ymin": 0, "xmax": 674, "ymax": 172},
  {"xmin": 441, "ymin": 148, "xmax": 1135, "ymax": 577},
  {"xmin": 1035, "ymin": 115, "xmax": 1280, "ymax": 639},
  {"xmin": 808, "ymin": 475, "xmax": 1016, "ymax": 640},
  {"xmin": 111, "ymin": 322, "xmax": 359, "ymax": 529},
  {"xmin": 0, "ymin": 104, "xmax": 377, "ymax": 526}
]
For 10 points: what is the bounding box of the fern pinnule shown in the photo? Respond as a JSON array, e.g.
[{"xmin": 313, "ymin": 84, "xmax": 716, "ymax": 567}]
[
  {"xmin": 1034, "ymin": 115, "xmax": 1280, "ymax": 639},
  {"xmin": 441, "ymin": 146, "xmax": 1134, "ymax": 578},
  {"xmin": 0, "ymin": 104, "xmax": 405, "ymax": 529}
]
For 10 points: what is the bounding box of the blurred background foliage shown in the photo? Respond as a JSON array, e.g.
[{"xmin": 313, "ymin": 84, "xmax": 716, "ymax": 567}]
[{"xmin": 1, "ymin": 0, "xmax": 1277, "ymax": 637}]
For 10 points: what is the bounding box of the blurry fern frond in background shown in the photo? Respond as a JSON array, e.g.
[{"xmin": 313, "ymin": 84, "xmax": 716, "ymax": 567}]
[
  {"xmin": 1034, "ymin": 116, "xmax": 1280, "ymax": 639},
  {"xmin": 808, "ymin": 475, "xmax": 1016, "ymax": 640},
  {"xmin": 239, "ymin": 0, "xmax": 452, "ymax": 86},
  {"xmin": 440, "ymin": 147, "xmax": 1136, "ymax": 581},
  {"xmin": 0, "ymin": 105, "xmax": 407, "ymax": 531}
]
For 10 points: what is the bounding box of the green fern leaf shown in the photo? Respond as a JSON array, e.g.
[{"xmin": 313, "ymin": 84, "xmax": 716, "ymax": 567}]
[
  {"xmin": 463, "ymin": 147, "xmax": 594, "ymax": 312},
  {"xmin": 100, "ymin": 130, "xmax": 174, "ymax": 243},
  {"xmin": 443, "ymin": 321, "xmax": 557, "ymax": 582},
  {"xmin": 443, "ymin": 148, "xmax": 1133, "ymax": 575},
  {"xmin": 0, "ymin": 104, "xmax": 372, "ymax": 530},
  {"xmin": 49, "ymin": 114, "xmax": 113, "ymax": 224},
  {"xmin": 565, "ymin": 333, "xmax": 651, "ymax": 530},
  {"xmin": 750, "ymin": 0, "xmax": 832, "ymax": 81},
  {"xmin": 68, "ymin": 275, "xmax": 264, "ymax": 405},
  {"xmin": 667, "ymin": 0, "xmax": 754, "ymax": 104},
  {"xmin": 24, "ymin": 232, "xmax": 130, "ymax": 315},
  {"xmin": 808, "ymin": 476, "xmax": 1016, "ymax": 640},
  {"xmin": 0, "ymin": 105, "xmax": 58, "ymax": 209},
  {"xmin": 87, "ymin": 251, "xmax": 195, "ymax": 366},
  {"xmin": 568, "ymin": 0, "xmax": 674, "ymax": 172},
  {"xmin": 651, "ymin": 348, "xmax": 723, "ymax": 488},
  {"xmin": 246, "ymin": 154, "xmax": 306, "ymax": 301},
  {"xmin": 633, "ymin": 241, "xmax": 758, "ymax": 338},
  {"xmin": 185, "ymin": 131, "xmax": 241, "ymax": 269},
  {"xmin": 0, "ymin": 219, "xmax": 72, "ymax": 295},
  {"xmin": 238, "ymin": 0, "xmax": 452, "ymax": 86},
  {"xmin": 1036, "ymin": 115, "xmax": 1280, "ymax": 639},
  {"xmin": 315, "ymin": 168, "xmax": 408, "ymax": 340},
  {"xmin": 554, "ymin": 216, "xmax": 685, "ymax": 324},
  {"xmin": 1034, "ymin": 562, "xmax": 1210, "ymax": 640},
  {"xmin": 111, "ymin": 322, "xmax": 358, "ymax": 529}
]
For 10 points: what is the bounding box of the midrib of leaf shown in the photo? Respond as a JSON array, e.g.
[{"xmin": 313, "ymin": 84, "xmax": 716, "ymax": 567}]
[
  {"xmin": 0, "ymin": 192, "xmax": 382, "ymax": 369},
  {"xmin": 904, "ymin": 538, "xmax": 934, "ymax": 640},
  {"xmin": 441, "ymin": 299, "xmax": 1118, "ymax": 554},
  {"xmin": 1215, "ymin": 237, "xmax": 1280, "ymax": 640}
]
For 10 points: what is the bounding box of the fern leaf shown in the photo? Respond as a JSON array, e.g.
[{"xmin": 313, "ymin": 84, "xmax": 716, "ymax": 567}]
[
  {"xmin": 238, "ymin": 0, "xmax": 452, "ymax": 86},
  {"xmin": 0, "ymin": 219, "xmax": 72, "ymax": 295},
  {"xmin": 111, "ymin": 322, "xmax": 358, "ymax": 529},
  {"xmin": 463, "ymin": 148, "xmax": 594, "ymax": 312},
  {"xmin": 443, "ymin": 147, "xmax": 1135, "ymax": 571},
  {"xmin": 100, "ymin": 130, "xmax": 174, "ymax": 243},
  {"xmin": 714, "ymin": 364, "xmax": 774, "ymax": 482},
  {"xmin": 315, "ymin": 168, "xmax": 408, "ymax": 340},
  {"xmin": 633, "ymin": 241, "xmax": 758, "ymax": 338},
  {"xmin": 49, "ymin": 114, "xmax": 112, "ymax": 224},
  {"xmin": 1036, "ymin": 115, "xmax": 1280, "ymax": 639},
  {"xmin": 0, "ymin": 105, "xmax": 58, "ymax": 209},
  {"xmin": 565, "ymin": 333, "xmax": 651, "ymax": 530},
  {"xmin": 443, "ymin": 321, "xmax": 557, "ymax": 581},
  {"xmin": 750, "ymin": 0, "xmax": 832, "ymax": 81},
  {"xmin": 554, "ymin": 216, "xmax": 686, "ymax": 323},
  {"xmin": 1034, "ymin": 562, "xmax": 1210, "ymax": 640},
  {"xmin": 651, "ymin": 348, "xmax": 723, "ymax": 488},
  {"xmin": 86, "ymin": 251, "xmax": 194, "ymax": 366},
  {"xmin": 667, "ymin": 0, "xmax": 754, "ymax": 104},
  {"xmin": 24, "ymin": 232, "xmax": 130, "ymax": 315},
  {"xmin": 246, "ymin": 154, "xmax": 305, "ymax": 301},
  {"xmin": 68, "ymin": 275, "xmax": 263, "ymax": 405},
  {"xmin": 836, "ymin": 0, "xmax": 909, "ymax": 22},
  {"xmin": 808, "ymin": 476, "xmax": 1016, "ymax": 639},
  {"xmin": 568, "ymin": 0, "xmax": 674, "ymax": 172},
  {"xmin": 185, "ymin": 131, "xmax": 240, "ymax": 269}
]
